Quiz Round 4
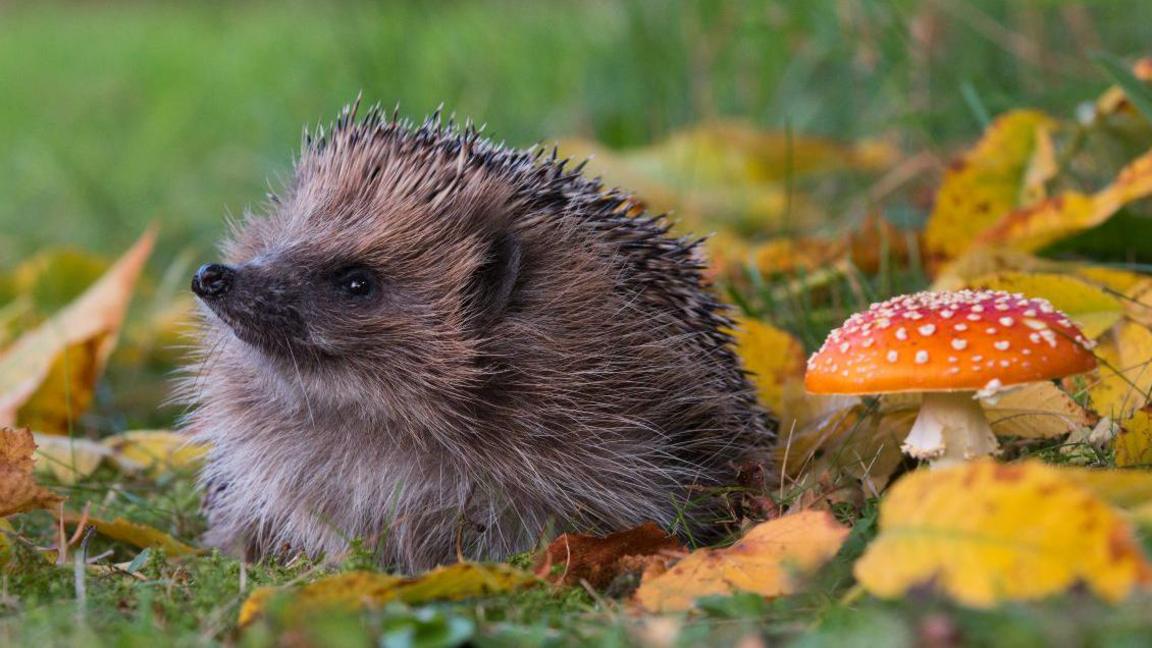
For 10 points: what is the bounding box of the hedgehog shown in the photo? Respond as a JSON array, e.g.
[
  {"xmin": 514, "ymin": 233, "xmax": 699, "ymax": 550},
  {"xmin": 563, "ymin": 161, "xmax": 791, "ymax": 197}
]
[{"xmin": 179, "ymin": 103, "xmax": 774, "ymax": 571}]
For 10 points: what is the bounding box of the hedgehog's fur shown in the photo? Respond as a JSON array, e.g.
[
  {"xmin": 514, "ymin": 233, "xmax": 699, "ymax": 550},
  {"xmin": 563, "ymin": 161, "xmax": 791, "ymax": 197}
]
[{"xmin": 178, "ymin": 103, "xmax": 774, "ymax": 571}]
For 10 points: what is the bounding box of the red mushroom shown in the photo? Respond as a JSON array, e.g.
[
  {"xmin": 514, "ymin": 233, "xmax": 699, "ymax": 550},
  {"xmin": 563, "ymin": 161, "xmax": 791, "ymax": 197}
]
[{"xmin": 804, "ymin": 290, "xmax": 1097, "ymax": 466}]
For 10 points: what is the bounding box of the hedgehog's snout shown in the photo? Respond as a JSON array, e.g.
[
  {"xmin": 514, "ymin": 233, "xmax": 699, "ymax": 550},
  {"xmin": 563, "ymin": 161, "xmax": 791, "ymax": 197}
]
[{"xmin": 192, "ymin": 263, "xmax": 235, "ymax": 299}]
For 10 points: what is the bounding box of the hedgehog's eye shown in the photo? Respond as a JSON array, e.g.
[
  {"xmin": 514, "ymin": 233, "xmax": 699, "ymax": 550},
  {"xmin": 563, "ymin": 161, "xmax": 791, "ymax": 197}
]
[{"xmin": 334, "ymin": 267, "xmax": 378, "ymax": 299}]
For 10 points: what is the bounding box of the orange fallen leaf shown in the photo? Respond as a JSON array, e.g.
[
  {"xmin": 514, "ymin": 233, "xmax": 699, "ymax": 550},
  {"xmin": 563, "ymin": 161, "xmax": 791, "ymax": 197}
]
[
  {"xmin": 0, "ymin": 427, "xmax": 63, "ymax": 516},
  {"xmin": 632, "ymin": 510, "xmax": 849, "ymax": 613},
  {"xmin": 534, "ymin": 522, "xmax": 682, "ymax": 588},
  {"xmin": 0, "ymin": 228, "xmax": 156, "ymax": 433}
]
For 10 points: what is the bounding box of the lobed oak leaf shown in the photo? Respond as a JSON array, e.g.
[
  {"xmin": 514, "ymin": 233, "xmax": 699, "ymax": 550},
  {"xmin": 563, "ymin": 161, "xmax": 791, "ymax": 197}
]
[
  {"xmin": 854, "ymin": 459, "xmax": 1152, "ymax": 607},
  {"xmin": 632, "ymin": 510, "xmax": 849, "ymax": 613},
  {"xmin": 0, "ymin": 427, "xmax": 63, "ymax": 516}
]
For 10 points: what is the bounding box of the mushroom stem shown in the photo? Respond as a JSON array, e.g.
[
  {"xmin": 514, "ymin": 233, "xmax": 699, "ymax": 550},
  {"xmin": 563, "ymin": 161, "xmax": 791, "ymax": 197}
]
[{"xmin": 900, "ymin": 391, "xmax": 1000, "ymax": 468}]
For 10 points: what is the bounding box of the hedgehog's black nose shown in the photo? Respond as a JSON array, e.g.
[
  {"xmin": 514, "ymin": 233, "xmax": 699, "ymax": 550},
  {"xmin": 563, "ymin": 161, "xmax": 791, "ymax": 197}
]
[{"xmin": 192, "ymin": 264, "xmax": 235, "ymax": 299}]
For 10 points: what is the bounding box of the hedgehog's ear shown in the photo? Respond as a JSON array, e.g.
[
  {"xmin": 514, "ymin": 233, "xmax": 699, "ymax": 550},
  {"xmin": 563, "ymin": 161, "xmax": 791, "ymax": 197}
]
[{"xmin": 464, "ymin": 231, "xmax": 521, "ymax": 334}]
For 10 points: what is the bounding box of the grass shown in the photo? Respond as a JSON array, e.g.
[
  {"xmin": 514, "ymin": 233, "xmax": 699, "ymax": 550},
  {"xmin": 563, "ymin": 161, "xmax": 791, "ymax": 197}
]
[
  {"xmin": 5, "ymin": 0, "xmax": 1152, "ymax": 646},
  {"xmin": 2, "ymin": 0, "xmax": 1152, "ymax": 262}
]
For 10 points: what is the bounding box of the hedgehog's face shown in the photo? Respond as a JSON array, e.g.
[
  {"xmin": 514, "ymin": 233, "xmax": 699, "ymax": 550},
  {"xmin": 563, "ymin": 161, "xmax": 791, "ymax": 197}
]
[
  {"xmin": 191, "ymin": 216, "xmax": 522, "ymax": 402},
  {"xmin": 192, "ymin": 255, "xmax": 390, "ymax": 358}
]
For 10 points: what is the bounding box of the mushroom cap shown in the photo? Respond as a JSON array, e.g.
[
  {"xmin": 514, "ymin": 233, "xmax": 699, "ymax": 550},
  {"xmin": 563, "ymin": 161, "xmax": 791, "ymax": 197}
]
[{"xmin": 805, "ymin": 290, "xmax": 1097, "ymax": 394}]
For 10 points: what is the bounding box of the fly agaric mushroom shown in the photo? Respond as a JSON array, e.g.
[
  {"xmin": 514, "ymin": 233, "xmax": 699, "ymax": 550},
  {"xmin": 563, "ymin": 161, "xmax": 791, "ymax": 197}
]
[{"xmin": 804, "ymin": 290, "xmax": 1097, "ymax": 466}]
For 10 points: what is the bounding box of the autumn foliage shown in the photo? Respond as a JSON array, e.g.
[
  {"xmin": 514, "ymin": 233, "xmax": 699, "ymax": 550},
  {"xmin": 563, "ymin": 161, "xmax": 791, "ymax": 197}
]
[{"xmin": 4, "ymin": 55, "xmax": 1152, "ymax": 645}]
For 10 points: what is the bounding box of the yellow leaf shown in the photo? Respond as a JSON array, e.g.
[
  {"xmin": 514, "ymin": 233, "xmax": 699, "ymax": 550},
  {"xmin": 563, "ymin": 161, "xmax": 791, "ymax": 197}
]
[
  {"xmin": 1122, "ymin": 280, "xmax": 1152, "ymax": 327},
  {"xmin": 239, "ymin": 563, "xmax": 537, "ymax": 626},
  {"xmin": 0, "ymin": 228, "xmax": 156, "ymax": 433},
  {"xmin": 984, "ymin": 382, "xmax": 1092, "ymax": 439},
  {"xmin": 102, "ymin": 430, "xmax": 208, "ymax": 475},
  {"xmin": 558, "ymin": 122, "xmax": 892, "ymax": 233},
  {"xmin": 1113, "ymin": 410, "xmax": 1152, "ymax": 468},
  {"xmin": 854, "ymin": 460, "xmax": 1152, "ymax": 607},
  {"xmin": 1063, "ymin": 464, "xmax": 1152, "ymax": 509},
  {"xmin": 0, "ymin": 427, "xmax": 63, "ymax": 516},
  {"xmin": 730, "ymin": 317, "xmax": 806, "ymax": 412},
  {"xmin": 976, "ymin": 192, "xmax": 1096, "ymax": 252},
  {"xmin": 931, "ymin": 248, "xmax": 1052, "ymax": 291},
  {"xmin": 32, "ymin": 433, "xmax": 111, "ymax": 485},
  {"xmin": 60, "ymin": 512, "xmax": 201, "ymax": 556},
  {"xmin": 924, "ymin": 110, "xmax": 1056, "ymax": 266},
  {"xmin": 1021, "ymin": 122, "xmax": 1058, "ymax": 204},
  {"xmin": 10, "ymin": 249, "xmax": 110, "ymax": 316},
  {"xmin": 1074, "ymin": 266, "xmax": 1149, "ymax": 294},
  {"xmin": 1088, "ymin": 321, "xmax": 1152, "ymax": 418},
  {"xmin": 775, "ymin": 401, "xmax": 905, "ymax": 493},
  {"xmin": 1092, "ymin": 58, "xmax": 1152, "ymax": 121},
  {"xmin": 978, "ymin": 150, "xmax": 1152, "ymax": 252},
  {"xmin": 962, "ymin": 271, "xmax": 1123, "ymax": 339},
  {"xmin": 17, "ymin": 335, "xmax": 110, "ymax": 436},
  {"xmin": 633, "ymin": 510, "xmax": 849, "ymax": 613},
  {"xmin": 1093, "ymin": 149, "xmax": 1152, "ymax": 220}
]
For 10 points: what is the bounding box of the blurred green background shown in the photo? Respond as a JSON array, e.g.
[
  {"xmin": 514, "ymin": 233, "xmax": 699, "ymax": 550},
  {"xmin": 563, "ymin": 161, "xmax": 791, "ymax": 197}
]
[{"xmin": 1, "ymin": 0, "xmax": 1150, "ymax": 264}]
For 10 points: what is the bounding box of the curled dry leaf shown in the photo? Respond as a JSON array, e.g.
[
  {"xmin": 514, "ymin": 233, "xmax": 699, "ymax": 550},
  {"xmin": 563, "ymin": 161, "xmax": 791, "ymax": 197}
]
[
  {"xmin": 239, "ymin": 563, "xmax": 538, "ymax": 626},
  {"xmin": 984, "ymin": 382, "xmax": 1093, "ymax": 439},
  {"xmin": 533, "ymin": 522, "xmax": 682, "ymax": 588},
  {"xmin": 0, "ymin": 228, "xmax": 156, "ymax": 434},
  {"xmin": 854, "ymin": 459, "xmax": 1152, "ymax": 607},
  {"xmin": 0, "ymin": 427, "xmax": 63, "ymax": 516},
  {"xmin": 632, "ymin": 510, "xmax": 849, "ymax": 613}
]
